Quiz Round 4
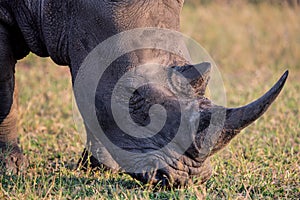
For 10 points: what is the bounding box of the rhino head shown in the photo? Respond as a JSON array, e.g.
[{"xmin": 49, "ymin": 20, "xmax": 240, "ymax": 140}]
[
  {"xmin": 71, "ymin": 0, "xmax": 288, "ymax": 187},
  {"xmin": 75, "ymin": 57, "xmax": 288, "ymax": 187}
]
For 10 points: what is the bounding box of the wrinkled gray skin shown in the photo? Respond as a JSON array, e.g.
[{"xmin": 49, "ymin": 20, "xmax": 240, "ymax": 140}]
[{"xmin": 0, "ymin": 0, "xmax": 288, "ymax": 187}]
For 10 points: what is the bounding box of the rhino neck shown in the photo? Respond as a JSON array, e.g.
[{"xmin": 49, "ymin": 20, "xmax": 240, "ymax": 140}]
[
  {"xmin": 113, "ymin": 0, "xmax": 183, "ymax": 31},
  {"xmin": 125, "ymin": 49, "xmax": 188, "ymax": 71},
  {"xmin": 9, "ymin": 0, "xmax": 70, "ymax": 64},
  {"xmin": 1, "ymin": 0, "xmax": 47, "ymax": 59}
]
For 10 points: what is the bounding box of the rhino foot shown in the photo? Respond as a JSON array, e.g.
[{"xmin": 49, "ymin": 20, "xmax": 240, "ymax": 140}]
[
  {"xmin": 0, "ymin": 143, "xmax": 28, "ymax": 174},
  {"xmin": 77, "ymin": 148, "xmax": 107, "ymax": 171}
]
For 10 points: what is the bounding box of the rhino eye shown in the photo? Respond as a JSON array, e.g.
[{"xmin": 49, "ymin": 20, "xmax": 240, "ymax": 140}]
[{"xmin": 109, "ymin": 0, "xmax": 126, "ymax": 3}]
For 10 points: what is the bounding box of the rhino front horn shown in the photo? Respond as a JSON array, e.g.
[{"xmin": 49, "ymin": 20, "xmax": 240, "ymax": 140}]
[{"xmin": 224, "ymin": 70, "xmax": 289, "ymax": 132}]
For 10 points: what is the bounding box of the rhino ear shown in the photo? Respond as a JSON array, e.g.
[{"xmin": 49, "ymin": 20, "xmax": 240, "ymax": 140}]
[{"xmin": 173, "ymin": 62, "xmax": 211, "ymax": 96}]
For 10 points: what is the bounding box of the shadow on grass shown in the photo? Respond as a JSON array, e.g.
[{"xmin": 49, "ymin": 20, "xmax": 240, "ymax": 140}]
[{"xmin": 0, "ymin": 169, "xmax": 140, "ymax": 198}]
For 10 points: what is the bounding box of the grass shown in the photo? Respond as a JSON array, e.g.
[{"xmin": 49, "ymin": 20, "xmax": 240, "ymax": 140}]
[{"xmin": 1, "ymin": 2, "xmax": 299, "ymax": 199}]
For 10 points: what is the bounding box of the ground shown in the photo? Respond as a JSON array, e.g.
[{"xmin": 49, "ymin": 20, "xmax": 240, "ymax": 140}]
[{"xmin": 0, "ymin": 2, "xmax": 299, "ymax": 199}]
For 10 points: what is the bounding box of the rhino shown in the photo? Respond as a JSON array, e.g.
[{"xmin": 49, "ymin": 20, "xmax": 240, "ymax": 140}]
[{"xmin": 0, "ymin": 0, "xmax": 288, "ymax": 187}]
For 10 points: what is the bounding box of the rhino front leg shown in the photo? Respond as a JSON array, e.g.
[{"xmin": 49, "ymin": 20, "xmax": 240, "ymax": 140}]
[
  {"xmin": 0, "ymin": 23, "xmax": 27, "ymax": 173},
  {"xmin": 77, "ymin": 125, "xmax": 119, "ymax": 172}
]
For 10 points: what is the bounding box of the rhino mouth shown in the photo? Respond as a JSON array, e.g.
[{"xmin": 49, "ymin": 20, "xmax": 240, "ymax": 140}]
[{"xmin": 128, "ymin": 152, "xmax": 213, "ymax": 187}]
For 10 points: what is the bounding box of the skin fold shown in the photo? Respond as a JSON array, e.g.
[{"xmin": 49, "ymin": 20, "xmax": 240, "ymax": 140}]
[{"xmin": 0, "ymin": 0, "xmax": 287, "ymax": 187}]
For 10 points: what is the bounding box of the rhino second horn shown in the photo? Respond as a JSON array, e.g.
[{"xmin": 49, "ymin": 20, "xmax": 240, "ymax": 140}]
[{"xmin": 224, "ymin": 70, "xmax": 289, "ymax": 132}]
